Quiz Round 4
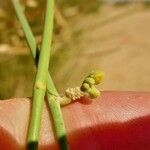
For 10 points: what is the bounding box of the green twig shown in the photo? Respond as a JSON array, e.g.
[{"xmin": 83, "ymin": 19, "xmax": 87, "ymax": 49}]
[
  {"xmin": 47, "ymin": 94, "xmax": 69, "ymax": 149},
  {"xmin": 27, "ymin": 0, "xmax": 55, "ymax": 148},
  {"xmin": 11, "ymin": 0, "xmax": 69, "ymax": 149},
  {"xmin": 11, "ymin": 0, "xmax": 58, "ymax": 96}
]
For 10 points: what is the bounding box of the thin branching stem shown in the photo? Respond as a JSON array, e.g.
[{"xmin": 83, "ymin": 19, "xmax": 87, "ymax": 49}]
[
  {"xmin": 27, "ymin": 0, "xmax": 55, "ymax": 148},
  {"xmin": 12, "ymin": 0, "xmax": 69, "ymax": 149},
  {"xmin": 11, "ymin": 0, "xmax": 58, "ymax": 96}
]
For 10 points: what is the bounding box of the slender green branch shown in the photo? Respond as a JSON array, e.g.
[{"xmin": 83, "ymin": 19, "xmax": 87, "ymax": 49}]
[
  {"xmin": 12, "ymin": 0, "xmax": 36, "ymax": 58},
  {"xmin": 11, "ymin": 0, "xmax": 58, "ymax": 96},
  {"xmin": 47, "ymin": 94, "xmax": 69, "ymax": 150},
  {"xmin": 27, "ymin": 0, "xmax": 55, "ymax": 148},
  {"xmin": 12, "ymin": 0, "xmax": 69, "ymax": 149}
]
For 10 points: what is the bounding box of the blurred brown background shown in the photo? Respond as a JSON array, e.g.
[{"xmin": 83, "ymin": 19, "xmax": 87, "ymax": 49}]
[{"xmin": 0, "ymin": 0, "xmax": 150, "ymax": 99}]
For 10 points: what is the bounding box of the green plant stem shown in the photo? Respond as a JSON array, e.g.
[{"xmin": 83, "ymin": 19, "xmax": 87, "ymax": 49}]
[
  {"xmin": 11, "ymin": 0, "xmax": 58, "ymax": 96},
  {"xmin": 47, "ymin": 94, "xmax": 69, "ymax": 150},
  {"xmin": 12, "ymin": 0, "xmax": 69, "ymax": 149},
  {"xmin": 27, "ymin": 0, "xmax": 55, "ymax": 148}
]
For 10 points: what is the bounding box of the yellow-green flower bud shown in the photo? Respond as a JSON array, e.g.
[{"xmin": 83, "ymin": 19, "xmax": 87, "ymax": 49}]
[
  {"xmin": 81, "ymin": 83, "xmax": 90, "ymax": 91},
  {"xmin": 84, "ymin": 77, "xmax": 95, "ymax": 86},
  {"xmin": 87, "ymin": 86, "xmax": 100, "ymax": 98},
  {"xmin": 89, "ymin": 70, "xmax": 105, "ymax": 85}
]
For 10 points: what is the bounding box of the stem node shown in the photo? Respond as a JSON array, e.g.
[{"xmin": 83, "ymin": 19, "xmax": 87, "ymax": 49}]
[{"xmin": 34, "ymin": 81, "xmax": 46, "ymax": 90}]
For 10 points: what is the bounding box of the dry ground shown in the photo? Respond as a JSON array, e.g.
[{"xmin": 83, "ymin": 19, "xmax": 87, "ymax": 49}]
[
  {"xmin": 0, "ymin": 4, "xmax": 150, "ymax": 98},
  {"xmin": 54, "ymin": 4, "xmax": 150, "ymax": 92}
]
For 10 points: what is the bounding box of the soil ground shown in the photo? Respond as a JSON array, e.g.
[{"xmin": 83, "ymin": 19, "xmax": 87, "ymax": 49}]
[
  {"xmin": 0, "ymin": 4, "xmax": 150, "ymax": 98},
  {"xmin": 55, "ymin": 4, "xmax": 150, "ymax": 92}
]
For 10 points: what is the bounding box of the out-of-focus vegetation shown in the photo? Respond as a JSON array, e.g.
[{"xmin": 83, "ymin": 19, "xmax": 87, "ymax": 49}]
[{"xmin": 0, "ymin": 0, "xmax": 150, "ymax": 99}]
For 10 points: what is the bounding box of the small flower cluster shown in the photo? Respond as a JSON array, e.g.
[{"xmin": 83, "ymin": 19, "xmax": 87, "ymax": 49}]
[
  {"xmin": 81, "ymin": 70, "xmax": 105, "ymax": 98},
  {"xmin": 59, "ymin": 70, "xmax": 104, "ymax": 106}
]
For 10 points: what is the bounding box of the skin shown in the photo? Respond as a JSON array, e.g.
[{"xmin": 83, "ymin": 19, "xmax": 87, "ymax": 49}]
[{"xmin": 0, "ymin": 91, "xmax": 150, "ymax": 150}]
